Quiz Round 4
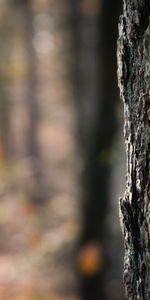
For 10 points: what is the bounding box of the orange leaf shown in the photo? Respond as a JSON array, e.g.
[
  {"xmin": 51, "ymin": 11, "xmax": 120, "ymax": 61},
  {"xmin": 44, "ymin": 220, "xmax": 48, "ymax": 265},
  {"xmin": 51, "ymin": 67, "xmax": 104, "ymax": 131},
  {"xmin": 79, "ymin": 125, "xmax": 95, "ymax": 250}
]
[
  {"xmin": 28, "ymin": 232, "xmax": 42, "ymax": 247},
  {"xmin": 23, "ymin": 202, "xmax": 38, "ymax": 215},
  {"xmin": 77, "ymin": 241, "xmax": 103, "ymax": 277},
  {"xmin": 0, "ymin": 144, "xmax": 6, "ymax": 161}
]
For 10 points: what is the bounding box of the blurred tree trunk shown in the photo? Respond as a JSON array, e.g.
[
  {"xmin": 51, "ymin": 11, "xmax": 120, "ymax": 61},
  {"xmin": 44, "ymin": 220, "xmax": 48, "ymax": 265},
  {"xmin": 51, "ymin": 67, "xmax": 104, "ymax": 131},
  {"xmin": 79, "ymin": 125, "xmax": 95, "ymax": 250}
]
[
  {"xmin": 0, "ymin": 84, "xmax": 11, "ymax": 161},
  {"xmin": 117, "ymin": 1, "xmax": 150, "ymax": 299},
  {"xmin": 72, "ymin": 0, "xmax": 121, "ymax": 299},
  {"xmin": 24, "ymin": 0, "xmax": 44, "ymax": 204},
  {"xmin": 0, "ymin": 10, "xmax": 13, "ymax": 162},
  {"xmin": 13, "ymin": 0, "xmax": 44, "ymax": 203}
]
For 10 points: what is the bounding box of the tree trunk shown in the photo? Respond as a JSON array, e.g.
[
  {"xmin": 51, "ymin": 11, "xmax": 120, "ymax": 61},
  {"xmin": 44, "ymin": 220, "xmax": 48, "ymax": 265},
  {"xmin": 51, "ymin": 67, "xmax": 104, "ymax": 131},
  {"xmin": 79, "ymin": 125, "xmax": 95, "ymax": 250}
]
[
  {"xmin": 72, "ymin": 0, "xmax": 122, "ymax": 299},
  {"xmin": 15, "ymin": 0, "xmax": 44, "ymax": 204},
  {"xmin": 0, "ymin": 83, "xmax": 11, "ymax": 161},
  {"xmin": 117, "ymin": 1, "xmax": 150, "ymax": 299}
]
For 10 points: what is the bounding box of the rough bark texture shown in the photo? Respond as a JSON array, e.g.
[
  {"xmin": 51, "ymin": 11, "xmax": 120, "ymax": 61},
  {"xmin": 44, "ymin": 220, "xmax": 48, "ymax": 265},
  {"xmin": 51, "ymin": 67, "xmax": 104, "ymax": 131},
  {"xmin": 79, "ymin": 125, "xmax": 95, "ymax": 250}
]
[{"xmin": 117, "ymin": 1, "xmax": 150, "ymax": 299}]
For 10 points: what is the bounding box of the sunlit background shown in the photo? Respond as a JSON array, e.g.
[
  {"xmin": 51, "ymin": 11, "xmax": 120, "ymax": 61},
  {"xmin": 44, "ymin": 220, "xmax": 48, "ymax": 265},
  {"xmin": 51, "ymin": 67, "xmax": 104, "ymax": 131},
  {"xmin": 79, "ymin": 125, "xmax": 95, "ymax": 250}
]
[{"xmin": 0, "ymin": 1, "xmax": 126, "ymax": 299}]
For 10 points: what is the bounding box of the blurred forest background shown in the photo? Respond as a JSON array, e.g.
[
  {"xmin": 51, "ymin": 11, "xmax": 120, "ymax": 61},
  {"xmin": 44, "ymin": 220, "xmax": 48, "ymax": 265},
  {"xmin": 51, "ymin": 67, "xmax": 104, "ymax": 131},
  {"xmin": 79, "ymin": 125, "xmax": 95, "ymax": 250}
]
[{"xmin": 0, "ymin": 0, "xmax": 126, "ymax": 299}]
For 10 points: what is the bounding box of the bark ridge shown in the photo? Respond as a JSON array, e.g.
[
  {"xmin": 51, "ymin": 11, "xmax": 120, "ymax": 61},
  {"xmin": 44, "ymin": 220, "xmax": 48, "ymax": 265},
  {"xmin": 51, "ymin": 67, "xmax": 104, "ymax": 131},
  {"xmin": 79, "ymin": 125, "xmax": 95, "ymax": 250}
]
[{"xmin": 117, "ymin": 1, "xmax": 150, "ymax": 299}]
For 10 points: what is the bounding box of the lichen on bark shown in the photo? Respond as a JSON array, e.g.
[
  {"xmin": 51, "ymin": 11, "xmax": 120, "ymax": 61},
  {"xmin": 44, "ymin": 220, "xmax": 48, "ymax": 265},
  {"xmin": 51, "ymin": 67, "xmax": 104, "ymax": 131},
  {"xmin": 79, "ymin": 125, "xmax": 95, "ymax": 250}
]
[{"xmin": 117, "ymin": 0, "xmax": 150, "ymax": 299}]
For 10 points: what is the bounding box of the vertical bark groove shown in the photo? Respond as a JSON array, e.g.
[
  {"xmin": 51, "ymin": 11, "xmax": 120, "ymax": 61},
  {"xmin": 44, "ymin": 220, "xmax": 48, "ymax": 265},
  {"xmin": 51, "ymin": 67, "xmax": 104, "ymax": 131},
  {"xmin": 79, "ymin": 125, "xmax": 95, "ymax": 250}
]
[{"xmin": 117, "ymin": 0, "xmax": 150, "ymax": 299}]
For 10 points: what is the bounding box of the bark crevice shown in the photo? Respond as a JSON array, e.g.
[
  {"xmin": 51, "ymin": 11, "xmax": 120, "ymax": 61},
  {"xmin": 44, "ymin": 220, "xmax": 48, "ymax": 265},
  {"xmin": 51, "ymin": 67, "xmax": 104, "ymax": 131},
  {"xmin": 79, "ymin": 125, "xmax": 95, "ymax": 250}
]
[{"xmin": 117, "ymin": 1, "xmax": 150, "ymax": 299}]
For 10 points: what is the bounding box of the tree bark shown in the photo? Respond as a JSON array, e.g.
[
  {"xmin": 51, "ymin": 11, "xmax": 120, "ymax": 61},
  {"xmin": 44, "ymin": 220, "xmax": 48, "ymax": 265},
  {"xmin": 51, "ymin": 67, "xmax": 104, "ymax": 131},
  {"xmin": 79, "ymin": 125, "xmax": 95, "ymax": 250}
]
[{"xmin": 117, "ymin": 1, "xmax": 150, "ymax": 299}]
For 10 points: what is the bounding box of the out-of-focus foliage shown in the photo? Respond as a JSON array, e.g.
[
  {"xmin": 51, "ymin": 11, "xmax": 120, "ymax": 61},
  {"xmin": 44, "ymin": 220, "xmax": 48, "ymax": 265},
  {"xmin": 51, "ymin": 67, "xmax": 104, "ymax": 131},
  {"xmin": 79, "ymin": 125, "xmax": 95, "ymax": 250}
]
[
  {"xmin": 77, "ymin": 242, "xmax": 103, "ymax": 277},
  {"xmin": 0, "ymin": 0, "xmax": 125, "ymax": 300},
  {"xmin": 0, "ymin": 0, "xmax": 80, "ymax": 299}
]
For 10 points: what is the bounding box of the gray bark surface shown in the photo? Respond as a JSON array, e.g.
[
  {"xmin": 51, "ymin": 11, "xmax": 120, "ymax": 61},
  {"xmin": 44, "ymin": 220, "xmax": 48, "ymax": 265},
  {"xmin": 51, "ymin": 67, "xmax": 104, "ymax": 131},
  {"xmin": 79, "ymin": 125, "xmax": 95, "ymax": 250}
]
[{"xmin": 117, "ymin": 1, "xmax": 150, "ymax": 299}]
